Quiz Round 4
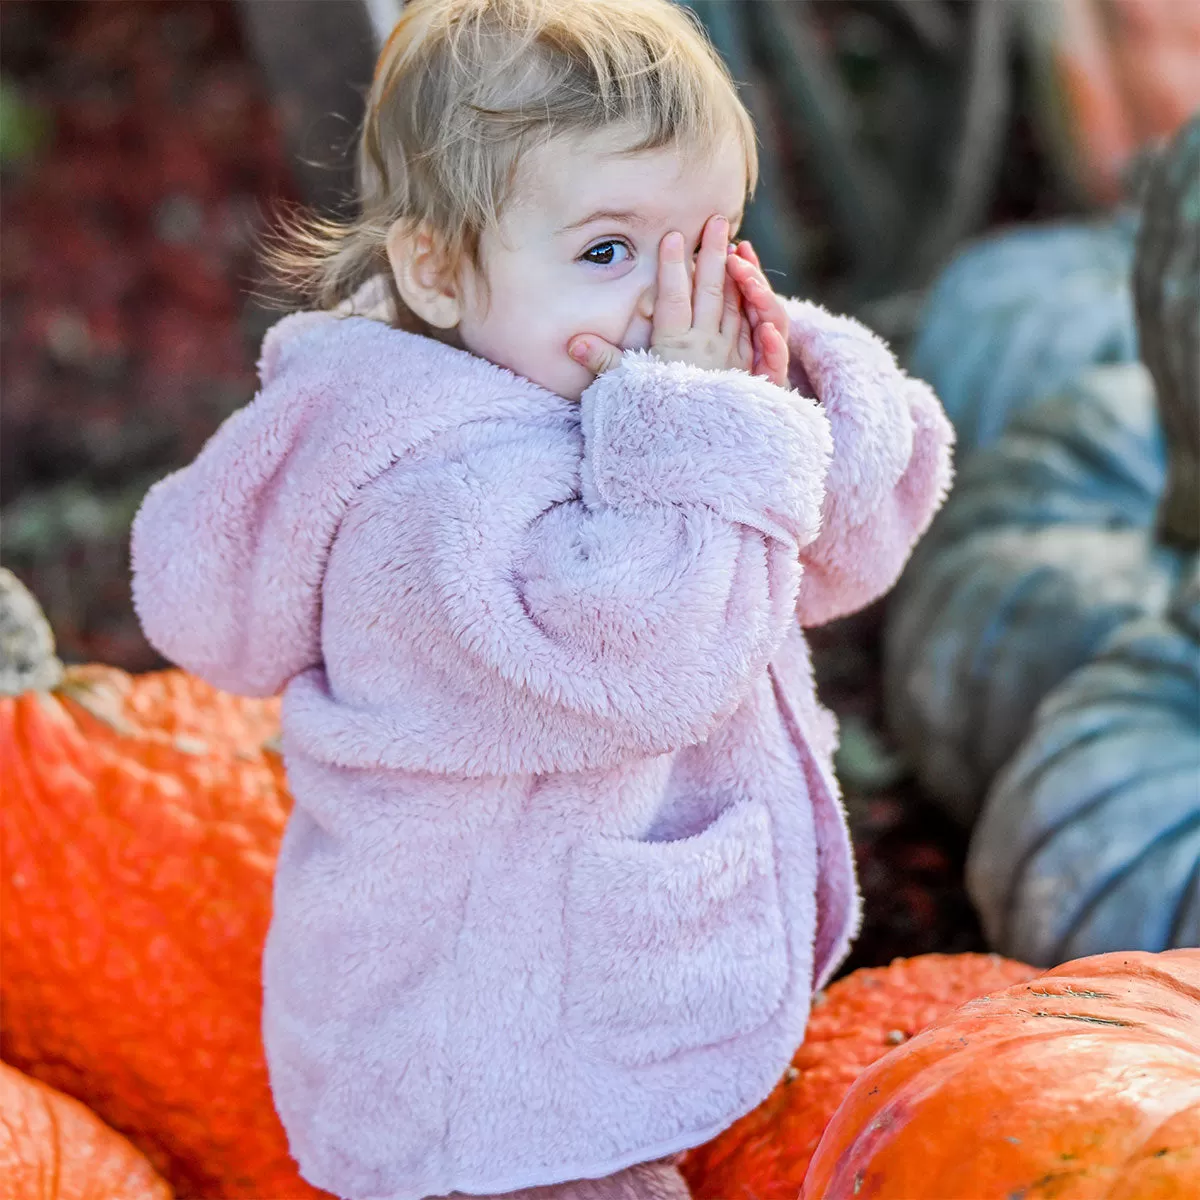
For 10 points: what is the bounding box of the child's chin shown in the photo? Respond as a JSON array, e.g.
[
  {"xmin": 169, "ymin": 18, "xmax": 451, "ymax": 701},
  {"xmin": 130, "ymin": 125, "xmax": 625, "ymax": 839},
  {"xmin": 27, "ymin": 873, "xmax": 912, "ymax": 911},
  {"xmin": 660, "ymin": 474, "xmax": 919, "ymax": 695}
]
[
  {"xmin": 522, "ymin": 363, "xmax": 587, "ymax": 402},
  {"xmin": 560, "ymin": 371, "xmax": 591, "ymax": 403}
]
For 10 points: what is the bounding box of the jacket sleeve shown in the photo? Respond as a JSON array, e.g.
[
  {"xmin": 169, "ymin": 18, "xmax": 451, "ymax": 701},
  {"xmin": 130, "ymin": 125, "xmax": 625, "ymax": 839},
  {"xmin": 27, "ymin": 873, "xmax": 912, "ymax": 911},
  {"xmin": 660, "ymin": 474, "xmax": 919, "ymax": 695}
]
[
  {"xmin": 548, "ymin": 349, "xmax": 834, "ymax": 753},
  {"xmin": 334, "ymin": 349, "xmax": 836, "ymax": 770},
  {"xmin": 783, "ymin": 299, "xmax": 955, "ymax": 627}
]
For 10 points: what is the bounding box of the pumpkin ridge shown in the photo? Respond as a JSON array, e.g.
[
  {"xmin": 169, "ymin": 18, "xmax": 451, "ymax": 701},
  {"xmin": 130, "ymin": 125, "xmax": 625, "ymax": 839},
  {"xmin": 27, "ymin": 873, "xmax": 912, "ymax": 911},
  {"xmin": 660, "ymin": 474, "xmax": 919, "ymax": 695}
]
[
  {"xmin": 885, "ymin": 539, "xmax": 1038, "ymax": 811},
  {"xmin": 0, "ymin": 1060, "xmax": 174, "ymax": 1197},
  {"xmin": 1011, "ymin": 687, "xmax": 1187, "ymax": 761},
  {"xmin": 1047, "ymin": 807, "xmax": 1200, "ymax": 963},
  {"xmin": 1169, "ymin": 859, "xmax": 1200, "ymax": 946},
  {"xmin": 804, "ymin": 988, "xmax": 1200, "ymax": 1199},
  {"xmin": 996, "ymin": 725, "xmax": 1134, "ymax": 930},
  {"xmin": 965, "ymin": 971, "xmax": 1200, "ymax": 1042},
  {"xmin": 1062, "ymin": 651, "xmax": 1198, "ymax": 704},
  {"xmin": 1043, "ymin": 784, "xmax": 1198, "ymax": 962},
  {"xmin": 807, "ymin": 1024, "xmax": 1174, "ymax": 1197},
  {"xmin": 1109, "ymin": 1102, "xmax": 1200, "ymax": 1196},
  {"xmin": 1045, "ymin": 954, "xmax": 1200, "ymax": 1004},
  {"xmin": 9, "ymin": 696, "xmax": 95, "ymax": 802},
  {"xmin": 1056, "ymin": 955, "xmax": 1200, "ymax": 1012},
  {"xmin": 1046, "ymin": 402, "xmax": 1158, "ymax": 490},
  {"xmin": 57, "ymin": 674, "xmax": 138, "ymax": 735},
  {"xmin": 966, "ymin": 561, "xmax": 1062, "ymax": 757},
  {"xmin": 43, "ymin": 693, "xmax": 126, "ymax": 789},
  {"xmin": 966, "ymin": 558, "xmax": 1052, "ymax": 680}
]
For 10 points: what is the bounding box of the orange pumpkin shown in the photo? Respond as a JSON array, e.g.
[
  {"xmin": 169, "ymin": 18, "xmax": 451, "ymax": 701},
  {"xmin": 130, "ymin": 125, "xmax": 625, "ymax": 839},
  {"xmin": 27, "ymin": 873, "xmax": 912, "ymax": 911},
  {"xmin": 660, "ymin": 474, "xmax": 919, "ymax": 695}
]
[
  {"xmin": 1024, "ymin": 0, "xmax": 1200, "ymax": 205},
  {"xmin": 0, "ymin": 1059, "xmax": 173, "ymax": 1199},
  {"xmin": 0, "ymin": 570, "xmax": 328, "ymax": 1198},
  {"xmin": 680, "ymin": 953, "xmax": 1038, "ymax": 1198},
  {"xmin": 800, "ymin": 948, "xmax": 1200, "ymax": 1199}
]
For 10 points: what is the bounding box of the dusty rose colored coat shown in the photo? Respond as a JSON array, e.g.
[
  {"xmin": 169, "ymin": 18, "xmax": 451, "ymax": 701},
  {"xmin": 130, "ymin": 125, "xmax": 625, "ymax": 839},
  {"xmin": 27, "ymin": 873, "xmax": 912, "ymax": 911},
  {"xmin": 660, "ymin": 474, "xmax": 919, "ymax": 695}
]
[{"xmin": 130, "ymin": 285, "xmax": 953, "ymax": 1199}]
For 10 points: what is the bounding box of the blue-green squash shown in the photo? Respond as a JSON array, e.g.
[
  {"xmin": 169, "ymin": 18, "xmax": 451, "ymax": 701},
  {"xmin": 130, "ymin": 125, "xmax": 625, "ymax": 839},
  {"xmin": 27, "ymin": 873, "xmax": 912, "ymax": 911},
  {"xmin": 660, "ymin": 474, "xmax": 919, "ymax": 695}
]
[
  {"xmin": 908, "ymin": 215, "xmax": 1138, "ymax": 460},
  {"xmin": 883, "ymin": 115, "xmax": 1198, "ymax": 824},
  {"xmin": 966, "ymin": 112, "xmax": 1199, "ymax": 964},
  {"xmin": 883, "ymin": 362, "xmax": 1174, "ymax": 822},
  {"xmin": 966, "ymin": 568, "xmax": 1199, "ymax": 964}
]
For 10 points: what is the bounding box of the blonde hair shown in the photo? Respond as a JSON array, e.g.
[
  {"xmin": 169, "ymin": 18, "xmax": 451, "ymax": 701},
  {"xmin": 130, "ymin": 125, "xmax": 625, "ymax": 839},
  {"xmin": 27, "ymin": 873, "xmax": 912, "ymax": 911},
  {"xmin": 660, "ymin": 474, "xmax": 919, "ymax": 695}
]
[{"xmin": 262, "ymin": 0, "xmax": 759, "ymax": 334}]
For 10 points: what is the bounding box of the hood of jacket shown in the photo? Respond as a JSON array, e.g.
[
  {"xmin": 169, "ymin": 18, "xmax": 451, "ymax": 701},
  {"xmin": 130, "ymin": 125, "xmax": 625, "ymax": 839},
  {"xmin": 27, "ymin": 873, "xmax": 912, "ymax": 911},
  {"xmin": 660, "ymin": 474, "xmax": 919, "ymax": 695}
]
[{"xmin": 130, "ymin": 287, "xmax": 577, "ymax": 699}]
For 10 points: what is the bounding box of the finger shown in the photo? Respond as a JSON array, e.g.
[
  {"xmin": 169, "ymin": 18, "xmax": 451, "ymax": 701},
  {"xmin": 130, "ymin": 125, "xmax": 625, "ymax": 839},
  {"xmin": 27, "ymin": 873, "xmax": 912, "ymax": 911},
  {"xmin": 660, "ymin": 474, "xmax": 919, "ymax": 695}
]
[
  {"xmin": 750, "ymin": 323, "xmax": 772, "ymax": 379},
  {"xmin": 690, "ymin": 214, "xmax": 730, "ymax": 333},
  {"xmin": 737, "ymin": 240, "xmax": 761, "ymax": 270},
  {"xmin": 751, "ymin": 323, "xmax": 769, "ymax": 379},
  {"xmin": 569, "ymin": 335, "xmax": 622, "ymax": 376},
  {"xmin": 737, "ymin": 308, "xmax": 754, "ymax": 370},
  {"xmin": 723, "ymin": 254, "xmax": 759, "ymax": 304},
  {"xmin": 653, "ymin": 231, "xmax": 692, "ymax": 340},
  {"xmin": 762, "ymin": 323, "xmax": 789, "ymax": 387},
  {"xmin": 740, "ymin": 273, "xmax": 776, "ymax": 320},
  {"xmin": 727, "ymin": 254, "xmax": 785, "ymax": 330},
  {"xmin": 745, "ymin": 282, "xmax": 790, "ymax": 354},
  {"xmin": 723, "ymin": 250, "xmax": 757, "ymax": 286},
  {"xmin": 719, "ymin": 248, "xmax": 743, "ymax": 339},
  {"xmin": 727, "ymin": 253, "xmax": 774, "ymax": 305}
]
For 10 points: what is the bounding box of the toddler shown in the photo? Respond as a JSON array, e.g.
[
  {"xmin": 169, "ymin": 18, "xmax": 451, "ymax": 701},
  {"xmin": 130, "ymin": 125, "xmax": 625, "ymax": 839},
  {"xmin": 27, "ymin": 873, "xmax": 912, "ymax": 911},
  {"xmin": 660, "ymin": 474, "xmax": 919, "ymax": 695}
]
[{"xmin": 130, "ymin": 1, "xmax": 954, "ymax": 1197}]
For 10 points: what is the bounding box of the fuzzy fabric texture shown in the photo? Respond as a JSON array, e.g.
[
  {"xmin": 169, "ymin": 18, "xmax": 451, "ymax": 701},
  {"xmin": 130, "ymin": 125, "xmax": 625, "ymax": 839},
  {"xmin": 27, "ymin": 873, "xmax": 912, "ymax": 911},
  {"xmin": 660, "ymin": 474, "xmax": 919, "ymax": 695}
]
[{"xmin": 130, "ymin": 285, "xmax": 953, "ymax": 1200}]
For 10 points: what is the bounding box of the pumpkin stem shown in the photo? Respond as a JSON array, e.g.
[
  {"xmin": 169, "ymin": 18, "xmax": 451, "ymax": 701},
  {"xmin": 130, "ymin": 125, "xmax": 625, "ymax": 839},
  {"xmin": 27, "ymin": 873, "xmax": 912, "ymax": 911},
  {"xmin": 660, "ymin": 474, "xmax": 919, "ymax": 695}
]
[
  {"xmin": 0, "ymin": 568, "xmax": 65, "ymax": 696},
  {"xmin": 1133, "ymin": 115, "xmax": 1200, "ymax": 551}
]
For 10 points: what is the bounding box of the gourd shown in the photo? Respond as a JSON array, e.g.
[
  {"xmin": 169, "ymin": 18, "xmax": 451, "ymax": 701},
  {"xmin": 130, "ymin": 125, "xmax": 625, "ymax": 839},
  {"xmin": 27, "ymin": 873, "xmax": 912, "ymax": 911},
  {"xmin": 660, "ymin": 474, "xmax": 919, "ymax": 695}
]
[
  {"xmin": 800, "ymin": 948, "xmax": 1200, "ymax": 1199},
  {"xmin": 882, "ymin": 115, "xmax": 1199, "ymax": 824},
  {"xmin": 0, "ymin": 569, "xmax": 328, "ymax": 1199},
  {"xmin": 679, "ymin": 953, "xmax": 1036, "ymax": 1200},
  {"xmin": 1021, "ymin": 0, "xmax": 1200, "ymax": 206},
  {"xmin": 0, "ymin": 1060, "xmax": 173, "ymax": 1199},
  {"xmin": 907, "ymin": 214, "xmax": 1138, "ymax": 460},
  {"xmin": 883, "ymin": 364, "xmax": 1173, "ymax": 821},
  {"xmin": 968, "ymin": 568, "xmax": 1200, "ymax": 966},
  {"xmin": 966, "ymin": 114, "xmax": 1200, "ymax": 967}
]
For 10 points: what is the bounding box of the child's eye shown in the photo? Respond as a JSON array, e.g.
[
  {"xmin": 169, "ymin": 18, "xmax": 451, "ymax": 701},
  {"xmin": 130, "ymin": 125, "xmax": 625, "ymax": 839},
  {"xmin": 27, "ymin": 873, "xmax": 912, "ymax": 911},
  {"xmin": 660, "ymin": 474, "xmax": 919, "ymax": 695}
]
[
  {"xmin": 580, "ymin": 239, "xmax": 631, "ymax": 267},
  {"xmin": 580, "ymin": 236, "xmax": 709, "ymax": 267}
]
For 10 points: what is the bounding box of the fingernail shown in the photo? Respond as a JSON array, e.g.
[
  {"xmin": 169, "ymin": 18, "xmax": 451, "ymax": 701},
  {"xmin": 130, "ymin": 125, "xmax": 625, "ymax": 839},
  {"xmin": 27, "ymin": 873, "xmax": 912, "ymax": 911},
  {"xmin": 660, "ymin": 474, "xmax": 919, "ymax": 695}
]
[
  {"xmin": 664, "ymin": 232, "xmax": 683, "ymax": 254},
  {"xmin": 570, "ymin": 341, "xmax": 587, "ymax": 361},
  {"xmin": 727, "ymin": 243, "xmax": 737, "ymax": 254}
]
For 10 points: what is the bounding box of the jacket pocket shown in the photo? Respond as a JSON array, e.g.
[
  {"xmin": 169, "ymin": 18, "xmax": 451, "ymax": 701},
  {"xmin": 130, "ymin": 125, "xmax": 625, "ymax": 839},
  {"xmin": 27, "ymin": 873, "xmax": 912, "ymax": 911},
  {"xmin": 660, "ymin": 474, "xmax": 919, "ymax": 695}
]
[{"xmin": 562, "ymin": 796, "xmax": 789, "ymax": 1067}]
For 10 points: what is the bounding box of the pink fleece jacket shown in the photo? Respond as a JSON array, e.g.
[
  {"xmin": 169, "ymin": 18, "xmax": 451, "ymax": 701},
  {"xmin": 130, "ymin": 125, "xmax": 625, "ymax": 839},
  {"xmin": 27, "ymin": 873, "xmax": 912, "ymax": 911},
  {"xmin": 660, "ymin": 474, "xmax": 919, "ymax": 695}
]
[{"xmin": 130, "ymin": 284, "xmax": 952, "ymax": 1200}]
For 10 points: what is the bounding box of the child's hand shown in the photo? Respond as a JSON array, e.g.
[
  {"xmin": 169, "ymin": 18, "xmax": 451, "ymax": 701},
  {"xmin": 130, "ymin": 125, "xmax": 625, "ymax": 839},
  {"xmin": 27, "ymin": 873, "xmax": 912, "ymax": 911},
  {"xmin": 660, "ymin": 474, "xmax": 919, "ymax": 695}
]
[
  {"xmin": 724, "ymin": 240, "xmax": 791, "ymax": 389},
  {"xmin": 569, "ymin": 214, "xmax": 753, "ymax": 377},
  {"xmin": 643, "ymin": 214, "xmax": 755, "ymax": 374}
]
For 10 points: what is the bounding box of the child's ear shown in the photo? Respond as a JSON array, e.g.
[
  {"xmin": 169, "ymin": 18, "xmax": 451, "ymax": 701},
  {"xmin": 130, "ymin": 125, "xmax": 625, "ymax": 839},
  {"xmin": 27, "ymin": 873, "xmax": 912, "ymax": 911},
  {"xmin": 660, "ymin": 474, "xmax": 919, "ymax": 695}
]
[{"xmin": 385, "ymin": 220, "xmax": 462, "ymax": 329}]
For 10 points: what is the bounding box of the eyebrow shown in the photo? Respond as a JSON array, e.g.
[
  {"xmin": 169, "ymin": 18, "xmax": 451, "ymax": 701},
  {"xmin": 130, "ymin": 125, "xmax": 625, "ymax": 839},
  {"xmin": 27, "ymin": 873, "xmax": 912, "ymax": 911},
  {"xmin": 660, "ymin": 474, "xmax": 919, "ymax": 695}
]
[
  {"xmin": 556, "ymin": 206, "xmax": 745, "ymax": 235},
  {"xmin": 557, "ymin": 208, "xmax": 647, "ymax": 234}
]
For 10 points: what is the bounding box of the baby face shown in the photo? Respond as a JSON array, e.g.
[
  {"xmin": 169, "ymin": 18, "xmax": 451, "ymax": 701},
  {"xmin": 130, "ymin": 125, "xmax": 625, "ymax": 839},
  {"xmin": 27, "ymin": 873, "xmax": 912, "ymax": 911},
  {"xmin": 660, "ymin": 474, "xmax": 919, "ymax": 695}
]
[{"xmin": 453, "ymin": 124, "xmax": 747, "ymax": 402}]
